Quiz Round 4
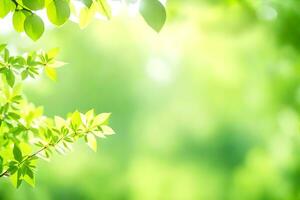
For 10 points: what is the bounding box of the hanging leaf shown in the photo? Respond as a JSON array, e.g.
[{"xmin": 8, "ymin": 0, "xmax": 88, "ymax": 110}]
[
  {"xmin": 139, "ymin": 0, "xmax": 166, "ymax": 32},
  {"xmin": 13, "ymin": 145, "xmax": 23, "ymax": 162},
  {"xmin": 5, "ymin": 69, "xmax": 15, "ymax": 87},
  {"xmin": 13, "ymin": 11, "xmax": 27, "ymax": 32},
  {"xmin": 96, "ymin": 0, "xmax": 112, "ymax": 20},
  {"xmin": 24, "ymin": 14, "xmax": 45, "ymax": 41},
  {"xmin": 22, "ymin": 0, "xmax": 45, "ymax": 10},
  {"xmin": 86, "ymin": 134, "xmax": 97, "ymax": 152},
  {"xmin": 47, "ymin": 0, "xmax": 70, "ymax": 26},
  {"xmin": 0, "ymin": 0, "xmax": 15, "ymax": 18},
  {"xmin": 45, "ymin": 66, "xmax": 57, "ymax": 80}
]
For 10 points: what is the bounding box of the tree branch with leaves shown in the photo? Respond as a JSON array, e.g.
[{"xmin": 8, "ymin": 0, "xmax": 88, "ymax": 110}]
[{"xmin": 0, "ymin": 0, "xmax": 167, "ymax": 188}]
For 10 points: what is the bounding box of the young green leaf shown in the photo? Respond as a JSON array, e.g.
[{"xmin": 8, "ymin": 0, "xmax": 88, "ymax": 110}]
[
  {"xmin": 0, "ymin": 156, "xmax": 3, "ymax": 173},
  {"xmin": 139, "ymin": 0, "xmax": 166, "ymax": 32},
  {"xmin": 47, "ymin": 0, "xmax": 70, "ymax": 26},
  {"xmin": 24, "ymin": 14, "xmax": 45, "ymax": 41},
  {"xmin": 93, "ymin": 113, "xmax": 111, "ymax": 126},
  {"xmin": 13, "ymin": 145, "xmax": 23, "ymax": 162},
  {"xmin": 79, "ymin": 0, "xmax": 93, "ymax": 8},
  {"xmin": 5, "ymin": 69, "xmax": 15, "ymax": 87},
  {"xmin": 0, "ymin": 0, "xmax": 14, "ymax": 18},
  {"xmin": 86, "ymin": 134, "xmax": 97, "ymax": 152},
  {"xmin": 10, "ymin": 169, "xmax": 22, "ymax": 188},
  {"xmin": 47, "ymin": 47, "xmax": 60, "ymax": 60},
  {"xmin": 71, "ymin": 111, "xmax": 82, "ymax": 128},
  {"xmin": 79, "ymin": 4, "xmax": 96, "ymax": 29},
  {"xmin": 96, "ymin": 0, "xmax": 112, "ymax": 20},
  {"xmin": 0, "ymin": 44, "xmax": 7, "ymax": 52},
  {"xmin": 22, "ymin": 0, "xmax": 45, "ymax": 10},
  {"xmin": 13, "ymin": 11, "xmax": 27, "ymax": 33},
  {"xmin": 23, "ymin": 166, "xmax": 35, "ymax": 187},
  {"xmin": 45, "ymin": 66, "xmax": 57, "ymax": 80},
  {"xmin": 101, "ymin": 125, "xmax": 115, "ymax": 135}
]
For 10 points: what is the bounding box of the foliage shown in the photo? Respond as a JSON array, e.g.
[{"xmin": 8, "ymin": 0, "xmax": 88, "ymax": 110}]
[
  {"xmin": 0, "ymin": 0, "xmax": 166, "ymax": 189},
  {"xmin": 0, "ymin": 45, "xmax": 114, "ymax": 188},
  {"xmin": 0, "ymin": 0, "xmax": 167, "ymax": 40}
]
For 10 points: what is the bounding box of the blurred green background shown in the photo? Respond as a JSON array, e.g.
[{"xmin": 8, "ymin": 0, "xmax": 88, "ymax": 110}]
[{"xmin": 2, "ymin": 0, "xmax": 300, "ymax": 199}]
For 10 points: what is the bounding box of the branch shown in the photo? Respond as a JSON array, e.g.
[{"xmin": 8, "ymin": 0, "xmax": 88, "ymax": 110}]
[
  {"xmin": 11, "ymin": 0, "xmax": 33, "ymax": 13},
  {"xmin": 0, "ymin": 132, "xmax": 68, "ymax": 178}
]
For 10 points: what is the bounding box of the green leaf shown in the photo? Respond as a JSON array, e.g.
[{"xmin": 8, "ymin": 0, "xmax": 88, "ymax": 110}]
[
  {"xmin": 47, "ymin": 60, "xmax": 67, "ymax": 68},
  {"xmin": 4, "ymin": 48, "xmax": 9, "ymax": 62},
  {"xmin": 10, "ymin": 169, "xmax": 22, "ymax": 188},
  {"xmin": 22, "ymin": 0, "xmax": 45, "ymax": 10},
  {"xmin": 24, "ymin": 14, "xmax": 45, "ymax": 41},
  {"xmin": 79, "ymin": 0, "xmax": 93, "ymax": 8},
  {"xmin": 0, "ymin": 44, "xmax": 7, "ymax": 52},
  {"xmin": 86, "ymin": 134, "xmax": 97, "ymax": 152},
  {"xmin": 79, "ymin": 4, "xmax": 96, "ymax": 29},
  {"xmin": 54, "ymin": 116, "xmax": 66, "ymax": 129},
  {"xmin": 5, "ymin": 70, "xmax": 15, "ymax": 87},
  {"xmin": 13, "ymin": 145, "xmax": 23, "ymax": 162},
  {"xmin": 45, "ymin": 66, "xmax": 57, "ymax": 80},
  {"xmin": 13, "ymin": 11, "xmax": 27, "ymax": 33},
  {"xmin": 93, "ymin": 113, "xmax": 111, "ymax": 126},
  {"xmin": 100, "ymin": 125, "xmax": 115, "ymax": 135},
  {"xmin": 71, "ymin": 111, "xmax": 82, "ymax": 128},
  {"xmin": 23, "ymin": 166, "xmax": 35, "ymax": 187},
  {"xmin": 139, "ymin": 0, "xmax": 166, "ymax": 32},
  {"xmin": 96, "ymin": 0, "xmax": 112, "ymax": 20},
  {"xmin": 47, "ymin": 47, "xmax": 60, "ymax": 59},
  {"xmin": 0, "ymin": 156, "xmax": 3, "ymax": 173},
  {"xmin": 21, "ymin": 70, "xmax": 28, "ymax": 80},
  {"xmin": 0, "ymin": 0, "xmax": 14, "ymax": 18},
  {"xmin": 47, "ymin": 0, "xmax": 70, "ymax": 26}
]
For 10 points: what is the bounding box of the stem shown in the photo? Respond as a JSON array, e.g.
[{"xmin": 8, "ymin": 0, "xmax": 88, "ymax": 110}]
[
  {"xmin": 0, "ymin": 132, "xmax": 68, "ymax": 178},
  {"xmin": 11, "ymin": 0, "xmax": 33, "ymax": 13}
]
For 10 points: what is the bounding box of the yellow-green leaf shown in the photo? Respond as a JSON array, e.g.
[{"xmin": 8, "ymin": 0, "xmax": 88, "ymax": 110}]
[
  {"xmin": 86, "ymin": 134, "xmax": 97, "ymax": 152},
  {"xmin": 96, "ymin": 0, "xmax": 112, "ymax": 20},
  {"xmin": 45, "ymin": 66, "xmax": 57, "ymax": 80}
]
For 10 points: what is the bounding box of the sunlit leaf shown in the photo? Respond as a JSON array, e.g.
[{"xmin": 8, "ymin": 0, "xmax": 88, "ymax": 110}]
[
  {"xmin": 47, "ymin": 0, "xmax": 70, "ymax": 26},
  {"xmin": 139, "ymin": 0, "xmax": 166, "ymax": 32},
  {"xmin": 24, "ymin": 14, "xmax": 45, "ymax": 41}
]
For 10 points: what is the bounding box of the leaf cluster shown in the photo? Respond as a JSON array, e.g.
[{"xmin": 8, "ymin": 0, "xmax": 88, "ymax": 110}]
[
  {"xmin": 0, "ymin": 0, "xmax": 167, "ymax": 41},
  {"xmin": 0, "ymin": 45, "xmax": 114, "ymax": 188}
]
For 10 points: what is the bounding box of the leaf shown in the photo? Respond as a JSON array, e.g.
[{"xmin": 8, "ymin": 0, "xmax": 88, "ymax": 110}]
[
  {"xmin": 139, "ymin": 0, "xmax": 166, "ymax": 32},
  {"xmin": 24, "ymin": 14, "xmax": 45, "ymax": 41},
  {"xmin": 93, "ymin": 113, "xmax": 111, "ymax": 126},
  {"xmin": 100, "ymin": 125, "xmax": 115, "ymax": 135},
  {"xmin": 10, "ymin": 169, "xmax": 22, "ymax": 188},
  {"xmin": 47, "ymin": 60, "xmax": 67, "ymax": 68},
  {"xmin": 71, "ymin": 111, "xmax": 82, "ymax": 128},
  {"xmin": 47, "ymin": 0, "xmax": 70, "ymax": 26},
  {"xmin": 23, "ymin": 166, "xmax": 35, "ymax": 187},
  {"xmin": 0, "ymin": 156, "xmax": 3, "ymax": 173},
  {"xmin": 22, "ymin": 0, "xmax": 45, "ymax": 10},
  {"xmin": 5, "ymin": 70, "xmax": 15, "ymax": 87},
  {"xmin": 96, "ymin": 0, "xmax": 112, "ymax": 20},
  {"xmin": 8, "ymin": 112, "xmax": 20, "ymax": 120},
  {"xmin": 79, "ymin": 3, "xmax": 96, "ymax": 29},
  {"xmin": 21, "ymin": 70, "xmax": 28, "ymax": 80},
  {"xmin": 86, "ymin": 134, "xmax": 97, "ymax": 152},
  {"xmin": 45, "ymin": 66, "xmax": 57, "ymax": 80},
  {"xmin": 13, "ymin": 11, "xmax": 27, "ymax": 32},
  {"xmin": 0, "ymin": 0, "xmax": 14, "ymax": 18},
  {"xmin": 13, "ymin": 145, "xmax": 23, "ymax": 162},
  {"xmin": 47, "ymin": 47, "xmax": 60, "ymax": 59},
  {"xmin": 4, "ymin": 48, "xmax": 9, "ymax": 62},
  {"xmin": 54, "ymin": 116, "xmax": 65, "ymax": 129},
  {"xmin": 0, "ymin": 44, "xmax": 7, "ymax": 52},
  {"xmin": 79, "ymin": 0, "xmax": 93, "ymax": 8}
]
